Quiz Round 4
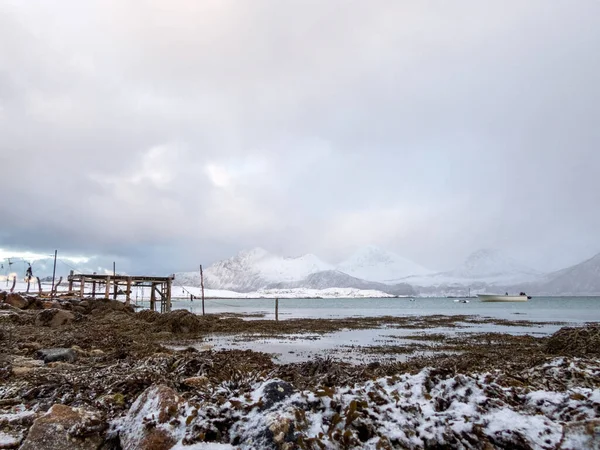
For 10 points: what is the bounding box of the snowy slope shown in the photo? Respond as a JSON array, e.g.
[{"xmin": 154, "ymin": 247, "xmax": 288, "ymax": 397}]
[
  {"xmin": 512, "ymin": 252, "xmax": 600, "ymax": 295},
  {"xmin": 400, "ymin": 249, "xmax": 541, "ymax": 287},
  {"xmin": 336, "ymin": 245, "xmax": 432, "ymax": 284},
  {"xmin": 176, "ymin": 248, "xmax": 333, "ymax": 292}
]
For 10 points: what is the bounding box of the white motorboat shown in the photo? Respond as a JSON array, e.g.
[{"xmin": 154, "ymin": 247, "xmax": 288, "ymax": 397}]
[{"xmin": 478, "ymin": 293, "xmax": 530, "ymax": 302}]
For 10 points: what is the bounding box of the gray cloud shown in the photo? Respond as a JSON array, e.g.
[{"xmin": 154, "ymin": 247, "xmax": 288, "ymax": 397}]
[{"xmin": 1, "ymin": 0, "xmax": 599, "ymax": 275}]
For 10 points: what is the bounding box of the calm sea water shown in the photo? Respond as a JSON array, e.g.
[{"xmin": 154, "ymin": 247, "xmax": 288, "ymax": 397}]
[
  {"xmin": 163, "ymin": 297, "xmax": 600, "ymax": 363},
  {"xmin": 167, "ymin": 296, "xmax": 600, "ymax": 323}
]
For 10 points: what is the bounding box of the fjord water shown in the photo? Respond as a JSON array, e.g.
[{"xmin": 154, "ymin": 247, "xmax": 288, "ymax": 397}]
[{"xmin": 172, "ymin": 296, "xmax": 600, "ymax": 323}]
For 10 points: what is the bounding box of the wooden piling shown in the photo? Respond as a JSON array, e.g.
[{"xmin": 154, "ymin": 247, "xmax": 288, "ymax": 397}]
[
  {"xmin": 79, "ymin": 277, "xmax": 85, "ymax": 298},
  {"xmin": 37, "ymin": 277, "xmax": 42, "ymax": 294},
  {"xmin": 275, "ymin": 298, "xmax": 279, "ymax": 322},
  {"xmin": 54, "ymin": 276, "xmax": 63, "ymax": 295},
  {"xmin": 105, "ymin": 277, "xmax": 111, "ymax": 299},
  {"xmin": 68, "ymin": 270, "xmax": 74, "ymax": 293},
  {"xmin": 150, "ymin": 283, "xmax": 156, "ymax": 311},
  {"xmin": 26, "ymin": 277, "xmax": 31, "ymax": 294},
  {"xmin": 200, "ymin": 265, "xmax": 205, "ymax": 316},
  {"xmin": 10, "ymin": 277, "xmax": 16, "ymax": 293},
  {"xmin": 166, "ymin": 278, "xmax": 172, "ymax": 312},
  {"xmin": 126, "ymin": 277, "xmax": 132, "ymax": 305}
]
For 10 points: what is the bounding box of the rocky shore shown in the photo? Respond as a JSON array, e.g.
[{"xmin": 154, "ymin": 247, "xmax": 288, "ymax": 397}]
[{"xmin": 0, "ymin": 291, "xmax": 599, "ymax": 449}]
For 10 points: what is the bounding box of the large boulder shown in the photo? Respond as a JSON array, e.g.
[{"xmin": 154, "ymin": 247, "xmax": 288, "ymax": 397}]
[
  {"xmin": 4, "ymin": 293, "xmax": 28, "ymax": 309},
  {"xmin": 118, "ymin": 385, "xmax": 185, "ymax": 450},
  {"xmin": 35, "ymin": 309, "xmax": 75, "ymax": 328},
  {"xmin": 20, "ymin": 404, "xmax": 106, "ymax": 450}
]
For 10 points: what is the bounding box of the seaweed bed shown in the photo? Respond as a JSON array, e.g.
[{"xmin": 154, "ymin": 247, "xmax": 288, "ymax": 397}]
[{"xmin": 0, "ymin": 294, "xmax": 598, "ymax": 449}]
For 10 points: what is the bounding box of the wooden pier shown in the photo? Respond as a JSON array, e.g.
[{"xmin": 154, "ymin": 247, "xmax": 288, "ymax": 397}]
[{"xmin": 67, "ymin": 272, "xmax": 174, "ymax": 312}]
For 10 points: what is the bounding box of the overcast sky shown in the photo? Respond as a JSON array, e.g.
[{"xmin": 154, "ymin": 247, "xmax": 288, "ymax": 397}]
[{"xmin": 1, "ymin": 0, "xmax": 599, "ymax": 276}]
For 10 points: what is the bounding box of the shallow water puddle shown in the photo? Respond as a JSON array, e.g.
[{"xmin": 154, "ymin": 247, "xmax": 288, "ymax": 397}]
[{"xmin": 175, "ymin": 321, "xmax": 559, "ymax": 364}]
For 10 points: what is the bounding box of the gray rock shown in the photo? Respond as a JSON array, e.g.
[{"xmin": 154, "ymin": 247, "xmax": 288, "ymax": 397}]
[
  {"xmin": 261, "ymin": 380, "xmax": 295, "ymax": 410},
  {"xmin": 35, "ymin": 309, "xmax": 75, "ymax": 328},
  {"xmin": 37, "ymin": 348, "xmax": 78, "ymax": 364},
  {"xmin": 20, "ymin": 404, "xmax": 105, "ymax": 450},
  {"xmin": 5, "ymin": 293, "xmax": 29, "ymax": 309}
]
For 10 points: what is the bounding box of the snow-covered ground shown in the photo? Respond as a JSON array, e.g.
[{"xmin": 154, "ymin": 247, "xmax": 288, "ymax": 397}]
[{"xmin": 112, "ymin": 357, "xmax": 600, "ymax": 449}]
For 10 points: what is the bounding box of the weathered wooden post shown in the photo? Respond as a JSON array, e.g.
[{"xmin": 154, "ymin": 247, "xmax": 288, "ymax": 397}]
[
  {"xmin": 150, "ymin": 283, "xmax": 156, "ymax": 311},
  {"xmin": 68, "ymin": 270, "xmax": 74, "ymax": 293},
  {"xmin": 275, "ymin": 298, "xmax": 279, "ymax": 322},
  {"xmin": 113, "ymin": 262, "xmax": 117, "ymax": 299},
  {"xmin": 37, "ymin": 277, "xmax": 42, "ymax": 294},
  {"xmin": 10, "ymin": 277, "xmax": 16, "ymax": 293},
  {"xmin": 105, "ymin": 277, "xmax": 111, "ymax": 299},
  {"xmin": 200, "ymin": 265, "xmax": 205, "ymax": 316},
  {"xmin": 26, "ymin": 277, "xmax": 31, "ymax": 293},
  {"xmin": 54, "ymin": 276, "xmax": 63, "ymax": 295},
  {"xmin": 166, "ymin": 278, "xmax": 172, "ymax": 312},
  {"xmin": 79, "ymin": 277, "xmax": 85, "ymax": 298},
  {"xmin": 91, "ymin": 272, "xmax": 97, "ymax": 298},
  {"xmin": 126, "ymin": 277, "xmax": 132, "ymax": 305}
]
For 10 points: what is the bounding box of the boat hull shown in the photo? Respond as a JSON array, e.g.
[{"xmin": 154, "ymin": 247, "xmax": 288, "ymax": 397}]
[{"xmin": 478, "ymin": 294, "xmax": 529, "ymax": 302}]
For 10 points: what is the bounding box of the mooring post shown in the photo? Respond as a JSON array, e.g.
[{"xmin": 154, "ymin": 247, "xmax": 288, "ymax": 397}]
[
  {"xmin": 200, "ymin": 265, "xmax": 205, "ymax": 316},
  {"xmin": 92, "ymin": 280, "xmax": 96, "ymax": 298},
  {"xmin": 68, "ymin": 270, "xmax": 74, "ymax": 293},
  {"xmin": 126, "ymin": 277, "xmax": 132, "ymax": 305},
  {"xmin": 150, "ymin": 283, "xmax": 156, "ymax": 311},
  {"xmin": 54, "ymin": 276, "xmax": 63, "ymax": 295},
  {"xmin": 105, "ymin": 277, "xmax": 111, "ymax": 299},
  {"xmin": 10, "ymin": 277, "xmax": 16, "ymax": 293},
  {"xmin": 37, "ymin": 277, "xmax": 42, "ymax": 294},
  {"xmin": 113, "ymin": 262, "xmax": 117, "ymax": 299},
  {"xmin": 80, "ymin": 277, "xmax": 85, "ymax": 298},
  {"xmin": 275, "ymin": 298, "xmax": 279, "ymax": 322},
  {"xmin": 26, "ymin": 277, "xmax": 31, "ymax": 294},
  {"xmin": 166, "ymin": 278, "xmax": 172, "ymax": 312}
]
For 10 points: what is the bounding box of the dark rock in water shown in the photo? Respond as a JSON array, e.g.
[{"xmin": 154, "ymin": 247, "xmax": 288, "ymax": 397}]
[
  {"xmin": 261, "ymin": 380, "xmax": 295, "ymax": 410},
  {"xmin": 37, "ymin": 348, "xmax": 78, "ymax": 364},
  {"xmin": 20, "ymin": 404, "xmax": 106, "ymax": 450},
  {"xmin": 5, "ymin": 293, "xmax": 29, "ymax": 309},
  {"xmin": 0, "ymin": 291, "xmax": 6, "ymax": 302},
  {"xmin": 119, "ymin": 385, "xmax": 183, "ymax": 450},
  {"xmin": 35, "ymin": 309, "xmax": 75, "ymax": 328}
]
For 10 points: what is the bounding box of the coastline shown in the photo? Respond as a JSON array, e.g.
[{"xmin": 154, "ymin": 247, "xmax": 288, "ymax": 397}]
[{"xmin": 1, "ymin": 291, "xmax": 599, "ymax": 449}]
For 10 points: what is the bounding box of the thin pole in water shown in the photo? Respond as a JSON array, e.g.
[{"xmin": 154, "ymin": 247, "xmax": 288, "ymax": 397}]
[
  {"xmin": 275, "ymin": 298, "xmax": 279, "ymax": 322},
  {"xmin": 51, "ymin": 250, "xmax": 57, "ymax": 298},
  {"xmin": 200, "ymin": 265, "xmax": 205, "ymax": 316}
]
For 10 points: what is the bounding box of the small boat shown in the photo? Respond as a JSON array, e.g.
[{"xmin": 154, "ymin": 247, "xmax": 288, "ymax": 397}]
[
  {"xmin": 454, "ymin": 299, "xmax": 470, "ymax": 303},
  {"xmin": 478, "ymin": 293, "xmax": 530, "ymax": 302}
]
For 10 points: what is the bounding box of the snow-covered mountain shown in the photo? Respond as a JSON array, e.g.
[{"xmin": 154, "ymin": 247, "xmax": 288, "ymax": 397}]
[
  {"xmin": 336, "ymin": 246, "xmax": 432, "ymax": 284},
  {"xmin": 175, "ymin": 248, "xmax": 333, "ymax": 292},
  {"xmin": 444, "ymin": 249, "xmax": 541, "ymax": 283},
  {"xmin": 512, "ymin": 252, "xmax": 600, "ymax": 296},
  {"xmin": 401, "ymin": 249, "xmax": 541, "ymax": 287},
  {"xmin": 267, "ymin": 270, "xmax": 415, "ymax": 296}
]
